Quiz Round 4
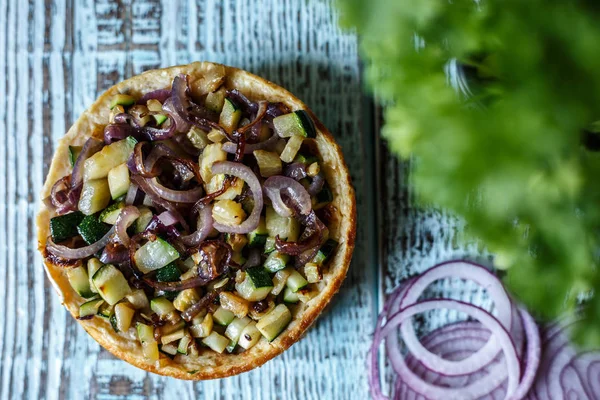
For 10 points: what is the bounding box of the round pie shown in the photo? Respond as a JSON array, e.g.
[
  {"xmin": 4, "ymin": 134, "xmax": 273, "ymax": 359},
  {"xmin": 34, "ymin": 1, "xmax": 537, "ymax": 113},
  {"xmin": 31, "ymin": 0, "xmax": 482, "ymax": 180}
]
[{"xmin": 37, "ymin": 61, "xmax": 356, "ymax": 379}]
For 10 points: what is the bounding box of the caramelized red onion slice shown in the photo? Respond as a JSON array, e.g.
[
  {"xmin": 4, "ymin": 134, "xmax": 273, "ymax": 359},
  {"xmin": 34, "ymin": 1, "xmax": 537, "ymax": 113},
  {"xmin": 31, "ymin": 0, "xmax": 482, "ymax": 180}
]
[
  {"xmin": 263, "ymin": 176, "xmax": 312, "ymax": 217},
  {"xmin": 46, "ymin": 226, "xmax": 116, "ymax": 259},
  {"xmin": 397, "ymin": 261, "xmax": 513, "ymax": 376},
  {"xmin": 210, "ymin": 161, "xmax": 263, "ymax": 234},
  {"xmin": 237, "ymin": 101, "xmax": 268, "ymax": 135},
  {"xmin": 284, "ymin": 162, "xmax": 307, "ymax": 181},
  {"xmin": 181, "ymin": 290, "xmax": 219, "ymax": 321},
  {"xmin": 125, "ymin": 183, "xmax": 139, "ymax": 205},
  {"xmin": 162, "ymin": 75, "xmax": 191, "ymax": 133},
  {"xmin": 227, "ymin": 89, "xmax": 258, "ymax": 114},
  {"xmin": 139, "ymin": 88, "xmax": 171, "ymax": 104},
  {"xmin": 148, "ymin": 177, "xmax": 204, "ymax": 203},
  {"xmin": 221, "ymin": 129, "xmax": 279, "ymax": 154},
  {"xmin": 114, "ymin": 206, "xmax": 141, "ymax": 247},
  {"xmin": 307, "ymin": 171, "xmax": 325, "ymax": 196},
  {"xmin": 180, "ymin": 204, "xmax": 213, "ymax": 246},
  {"xmin": 157, "ymin": 210, "xmax": 179, "ymax": 226},
  {"xmin": 130, "ymin": 174, "xmax": 189, "ymax": 231}
]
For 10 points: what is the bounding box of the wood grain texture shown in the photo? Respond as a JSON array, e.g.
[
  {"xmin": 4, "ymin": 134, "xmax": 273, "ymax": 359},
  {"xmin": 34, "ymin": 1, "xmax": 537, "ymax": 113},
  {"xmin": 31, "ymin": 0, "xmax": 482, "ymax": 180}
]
[{"xmin": 0, "ymin": 0, "xmax": 378, "ymax": 399}]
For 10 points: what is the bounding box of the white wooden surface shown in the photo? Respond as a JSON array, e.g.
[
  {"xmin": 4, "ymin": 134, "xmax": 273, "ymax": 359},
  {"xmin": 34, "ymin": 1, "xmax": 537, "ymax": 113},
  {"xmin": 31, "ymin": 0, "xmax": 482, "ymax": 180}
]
[{"xmin": 0, "ymin": 0, "xmax": 381, "ymax": 399}]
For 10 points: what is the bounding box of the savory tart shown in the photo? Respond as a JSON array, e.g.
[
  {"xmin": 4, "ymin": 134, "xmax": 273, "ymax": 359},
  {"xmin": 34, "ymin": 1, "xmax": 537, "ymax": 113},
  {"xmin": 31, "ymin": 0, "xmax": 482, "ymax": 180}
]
[{"xmin": 37, "ymin": 62, "xmax": 356, "ymax": 379}]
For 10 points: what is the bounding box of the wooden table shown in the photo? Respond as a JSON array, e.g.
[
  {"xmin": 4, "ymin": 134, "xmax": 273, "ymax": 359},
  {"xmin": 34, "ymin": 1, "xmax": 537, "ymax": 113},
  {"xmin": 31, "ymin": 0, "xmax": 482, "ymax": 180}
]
[{"xmin": 0, "ymin": 0, "xmax": 473, "ymax": 398}]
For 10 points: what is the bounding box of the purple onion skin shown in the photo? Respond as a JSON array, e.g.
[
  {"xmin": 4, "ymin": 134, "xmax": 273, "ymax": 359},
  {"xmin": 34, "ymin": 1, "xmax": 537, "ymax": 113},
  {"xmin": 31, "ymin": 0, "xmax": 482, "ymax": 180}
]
[
  {"xmin": 227, "ymin": 89, "xmax": 258, "ymax": 114},
  {"xmin": 143, "ymin": 216, "xmax": 181, "ymax": 239},
  {"xmin": 139, "ymin": 89, "xmax": 171, "ymax": 104}
]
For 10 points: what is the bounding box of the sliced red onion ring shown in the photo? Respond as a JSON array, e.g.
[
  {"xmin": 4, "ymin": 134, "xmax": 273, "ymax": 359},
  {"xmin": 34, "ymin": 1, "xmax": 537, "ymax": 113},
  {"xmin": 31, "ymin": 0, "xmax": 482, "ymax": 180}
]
[
  {"xmin": 157, "ymin": 210, "xmax": 179, "ymax": 226},
  {"xmin": 114, "ymin": 206, "xmax": 141, "ymax": 247},
  {"xmin": 572, "ymin": 352, "xmax": 600, "ymax": 398},
  {"xmin": 46, "ymin": 226, "xmax": 115, "ymax": 259},
  {"xmin": 163, "ymin": 75, "xmax": 191, "ymax": 133},
  {"xmin": 125, "ymin": 183, "xmax": 139, "ymax": 205},
  {"xmin": 139, "ymin": 88, "xmax": 171, "ymax": 104},
  {"xmin": 237, "ymin": 100, "xmax": 268, "ymax": 135},
  {"xmin": 210, "ymin": 161, "xmax": 263, "ymax": 234},
  {"xmin": 375, "ymin": 300, "xmax": 521, "ymax": 400},
  {"xmin": 263, "ymin": 176, "xmax": 312, "ymax": 217},
  {"xmin": 148, "ymin": 177, "xmax": 203, "ymax": 203},
  {"xmin": 512, "ymin": 307, "xmax": 541, "ymax": 400},
  {"xmin": 180, "ymin": 204, "xmax": 213, "ymax": 246},
  {"xmin": 307, "ymin": 171, "xmax": 325, "ymax": 196},
  {"xmin": 397, "ymin": 261, "xmax": 513, "ymax": 376},
  {"xmin": 130, "ymin": 174, "xmax": 189, "ymax": 231},
  {"xmin": 284, "ymin": 162, "xmax": 308, "ymax": 181}
]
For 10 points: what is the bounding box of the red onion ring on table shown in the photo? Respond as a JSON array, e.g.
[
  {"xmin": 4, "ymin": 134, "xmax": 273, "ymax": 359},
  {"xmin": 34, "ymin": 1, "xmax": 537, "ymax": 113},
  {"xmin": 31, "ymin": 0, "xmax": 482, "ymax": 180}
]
[
  {"xmin": 397, "ymin": 261, "xmax": 514, "ymax": 376},
  {"xmin": 368, "ymin": 261, "xmax": 543, "ymax": 400}
]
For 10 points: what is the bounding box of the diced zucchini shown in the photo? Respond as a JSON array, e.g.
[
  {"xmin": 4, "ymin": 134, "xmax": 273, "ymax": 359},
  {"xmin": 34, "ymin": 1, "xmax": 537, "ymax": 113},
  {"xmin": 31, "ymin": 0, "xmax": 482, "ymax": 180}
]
[
  {"xmin": 146, "ymin": 99, "xmax": 163, "ymax": 112},
  {"xmin": 248, "ymin": 300, "xmax": 275, "ymax": 320},
  {"xmin": 98, "ymin": 201, "xmax": 125, "ymax": 225},
  {"xmin": 205, "ymin": 87, "xmax": 226, "ymax": 113},
  {"xmin": 114, "ymin": 302, "xmax": 135, "ymax": 332},
  {"xmin": 177, "ymin": 332, "xmax": 193, "ymax": 354},
  {"xmin": 77, "ymin": 214, "xmax": 111, "ymax": 244},
  {"xmin": 137, "ymin": 323, "xmax": 159, "ymax": 362},
  {"xmin": 314, "ymin": 183, "xmax": 333, "ymax": 209},
  {"xmin": 206, "ymin": 173, "xmax": 244, "ymax": 200},
  {"xmin": 219, "ymin": 291, "xmax": 250, "ymax": 319},
  {"xmin": 190, "ymin": 313, "xmax": 213, "ymax": 338},
  {"xmin": 238, "ymin": 321, "xmax": 261, "ymax": 350},
  {"xmin": 256, "ymin": 304, "xmax": 292, "ymax": 342},
  {"xmin": 225, "ymin": 316, "xmax": 252, "ymax": 351},
  {"xmin": 87, "ymin": 258, "xmax": 103, "ymax": 294},
  {"xmin": 297, "ymin": 287, "xmax": 318, "ymax": 303},
  {"xmin": 153, "ymin": 114, "xmax": 168, "ymax": 126},
  {"xmin": 187, "ymin": 126, "xmax": 211, "ymax": 151},
  {"xmin": 231, "ymin": 251, "xmax": 246, "ymax": 266},
  {"xmin": 155, "ymin": 262, "xmax": 181, "ymax": 282},
  {"xmin": 49, "ymin": 211, "xmax": 85, "ymax": 243},
  {"xmin": 110, "ymin": 94, "xmax": 136, "ymax": 109},
  {"xmin": 67, "ymin": 266, "xmax": 95, "ymax": 298},
  {"xmin": 286, "ymin": 270, "xmax": 308, "ymax": 292},
  {"xmin": 272, "ymin": 110, "xmax": 316, "ymax": 138},
  {"xmin": 160, "ymin": 320, "xmax": 186, "ymax": 336},
  {"xmin": 134, "ymin": 238, "xmax": 179, "ymax": 274},
  {"xmin": 126, "ymin": 289, "xmax": 149, "ymax": 310},
  {"xmin": 212, "ymin": 200, "xmax": 246, "ymax": 226},
  {"xmin": 225, "ymin": 233, "xmax": 248, "ymax": 253},
  {"xmin": 92, "ymin": 264, "xmax": 132, "ymax": 305},
  {"xmin": 134, "ymin": 206, "xmax": 153, "ymax": 233},
  {"xmin": 78, "ymin": 178, "xmax": 111, "ymax": 215},
  {"xmin": 307, "ymin": 162, "xmax": 320, "ymax": 177},
  {"xmin": 293, "ymin": 153, "xmax": 318, "ymax": 165},
  {"xmin": 265, "ymin": 206, "xmax": 300, "ymax": 241},
  {"xmin": 271, "ymin": 267, "xmax": 293, "ymax": 296},
  {"xmin": 253, "ymin": 150, "xmax": 282, "ymax": 177},
  {"xmin": 313, "ymin": 239, "xmax": 338, "ymax": 265},
  {"xmin": 207, "ymin": 128, "xmax": 226, "ymax": 143},
  {"xmin": 264, "ymin": 237, "xmax": 276, "ymax": 254},
  {"xmin": 97, "ymin": 301, "xmax": 114, "ymax": 318},
  {"xmin": 304, "ymin": 262, "xmax": 322, "ymax": 283},
  {"xmin": 264, "ymin": 251, "xmax": 289, "ymax": 273},
  {"xmin": 161, "ymin": 343, "xmax": 178, "ymax": 356},
  {"xmin": 235, "ymin": 266, "xmax": 274, "ymax": 301},
  {"xmin": 280, "ymin": 135, "xmax": 304, "ymax": 163},
  {"xmin": 161, "ymin": 328, "xmax": 185, "ymax": 345},
  {"xmin": 83, "ymin": 137, "xmax": 136, "ymax": 181},
  {"xmin": 247, "ymin": 217, "xmax": 268, "ymax": 248},
  {"xmin": 151, "ymin": 296, "xmax": 176, "ymax": 316},
  {"xmin": 213, "ymin": 306, "xmax": 235, "ymax": 326},
  {"xmin": 173, "ymin": 288, "xmax": 200, "ymax": 312},
  {"xmin": 283, "ymin": 287, "xmax": 299, "ymax": 303},
  {"xmin": 199, "ymin": 143, "xmax": 227, "ymax": 183},
  {"xmin": 79, "ymin": 298, "xmax": 104, "ymax": 318},
  {"xmin": 110, "ymin": 309, "xmax": 121, "ymax": 331},
  {"xmin": 107, "ymin": 163, "xmax": 130, "ymax": 200},
  {"xmin": 219, "ymin": 98, "xmax": 242, "ymax": 134},
  {"xmin": 202, "ymin": 331, "xmax": 230, "ymax": 353},
  {"xmin": 69, "ymin": 146, "xmax": 82, "ymax": 167}
]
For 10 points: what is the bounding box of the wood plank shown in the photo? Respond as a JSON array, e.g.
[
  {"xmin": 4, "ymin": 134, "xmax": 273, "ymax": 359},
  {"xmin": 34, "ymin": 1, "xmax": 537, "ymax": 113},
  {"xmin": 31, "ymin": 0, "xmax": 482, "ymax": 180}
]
[{"xmin": 0, "ymin": 0, "xmax": 379, "ymax": 398}]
